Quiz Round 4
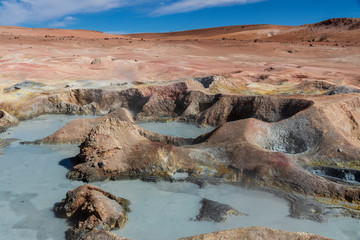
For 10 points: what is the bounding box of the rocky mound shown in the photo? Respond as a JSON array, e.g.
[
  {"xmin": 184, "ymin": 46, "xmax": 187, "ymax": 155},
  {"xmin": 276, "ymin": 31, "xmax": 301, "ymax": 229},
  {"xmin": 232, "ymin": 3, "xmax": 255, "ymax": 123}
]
[
  {"xmin": 36, "ymin": 108, "xmax": 134, "ymax": 144},
  {"xmin": 0, "ymin": 110, "xmax": 19, "ymax": 133},
  {"xmin": 67, "ymin": 117, "xmax": 195, "ymax": 182},
  {"xmin": 53, "ymin": 185, "xmax": 130, "ymax": 240},
  {"xmin": 179, "ymin": 227, "xmax": 332, "ymax": 240},
  {"xmin": 3, "ymin": 81, "xmax": 47, "ymax": 93}
]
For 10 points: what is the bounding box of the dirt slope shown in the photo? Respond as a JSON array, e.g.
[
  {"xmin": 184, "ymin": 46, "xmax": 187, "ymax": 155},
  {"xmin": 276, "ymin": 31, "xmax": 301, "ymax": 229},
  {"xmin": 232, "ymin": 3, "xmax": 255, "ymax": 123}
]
[
  {"xmin": 266, "ymin": 18, "xmax": 360, "ymax": 43},
  {"xmin": 127, "ymin": 24, "xmax": 294, "ymax": 40},
  {"xmin": 127, "ymin": 18, "xmax": 360, "ymax": 45}
]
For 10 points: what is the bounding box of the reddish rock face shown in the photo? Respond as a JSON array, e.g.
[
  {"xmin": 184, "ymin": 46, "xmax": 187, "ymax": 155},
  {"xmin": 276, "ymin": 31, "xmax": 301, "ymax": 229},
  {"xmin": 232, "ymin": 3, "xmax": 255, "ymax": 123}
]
[
  {"xmin": 179, "ymin": 227, "xmax": 332, "ymax": 240},
  {"xmin": 53, "ymin": 185, "xmax": 130, "ymax": 240}
]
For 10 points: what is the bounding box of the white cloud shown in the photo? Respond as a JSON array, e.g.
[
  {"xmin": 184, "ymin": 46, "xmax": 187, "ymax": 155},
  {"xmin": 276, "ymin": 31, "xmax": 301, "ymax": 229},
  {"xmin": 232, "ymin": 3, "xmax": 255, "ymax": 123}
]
[
  {"xmin": 151, "ymin": 0, "xmax": 264, "ymax": 16},
  {"xmin": 49, "ymin": 16, "xmax": 75, "ymax": 27},
  {"xmin": 0, "ymin": 0, "xmax": 150, "ymax": 25},
  {"xmin": 0, "ymin": 0, "xmax": 265, "ymax": 26}
]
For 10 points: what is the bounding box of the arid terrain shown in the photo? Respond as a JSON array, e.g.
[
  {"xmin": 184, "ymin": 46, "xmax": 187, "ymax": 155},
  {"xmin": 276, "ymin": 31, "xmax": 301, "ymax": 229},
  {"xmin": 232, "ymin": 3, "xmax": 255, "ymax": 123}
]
[{"xmin": 1, "ymin": 18, "xmax": 360, "ymax": 240}]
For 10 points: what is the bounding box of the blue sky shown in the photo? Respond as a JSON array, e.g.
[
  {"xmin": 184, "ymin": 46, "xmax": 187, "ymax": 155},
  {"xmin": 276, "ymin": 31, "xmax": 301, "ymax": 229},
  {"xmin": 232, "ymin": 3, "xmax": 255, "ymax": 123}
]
[{"xmin": 0, "ymin": 0, "xmax": 359, "ymax": 33}]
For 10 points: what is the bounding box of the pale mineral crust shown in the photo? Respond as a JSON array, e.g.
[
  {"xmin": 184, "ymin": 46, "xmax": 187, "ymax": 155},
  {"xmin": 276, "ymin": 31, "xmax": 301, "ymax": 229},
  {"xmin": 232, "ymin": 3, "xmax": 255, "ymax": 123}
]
[{"xmin": 179, "ymin": 227, "xmax": 332, "ymax": 240}]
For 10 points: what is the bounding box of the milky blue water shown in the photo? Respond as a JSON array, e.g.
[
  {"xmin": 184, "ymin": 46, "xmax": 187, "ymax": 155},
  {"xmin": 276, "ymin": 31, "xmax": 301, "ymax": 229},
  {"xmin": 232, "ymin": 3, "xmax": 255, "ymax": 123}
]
[
  {"xmin": 137, "ymin": 121, "xmax": 215, "ymax": 138},
  {"xmin": 0, "ymin": 115, "xmax": 359, "ymax": 240}
]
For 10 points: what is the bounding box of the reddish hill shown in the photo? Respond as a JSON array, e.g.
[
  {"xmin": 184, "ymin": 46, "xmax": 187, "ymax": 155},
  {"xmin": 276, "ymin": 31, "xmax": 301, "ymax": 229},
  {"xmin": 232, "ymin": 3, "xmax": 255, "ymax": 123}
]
[
  {"xmin": 127, "ymin": 18, "xmax": 360, "ymax": 45},
  {"xmin": 266, "ymin": 18, "xmax": 360, "ymax": 43},
  {"xmin": 305, "ymin": 18, "xmax": 360, "ymax": 30},
  {"xmin": 0, "ymin": 26, "xmax": 120, "ymax": 39},
  {"xmin": 126, "ymin": 24, "xmax": 295, "ymax": 40}
]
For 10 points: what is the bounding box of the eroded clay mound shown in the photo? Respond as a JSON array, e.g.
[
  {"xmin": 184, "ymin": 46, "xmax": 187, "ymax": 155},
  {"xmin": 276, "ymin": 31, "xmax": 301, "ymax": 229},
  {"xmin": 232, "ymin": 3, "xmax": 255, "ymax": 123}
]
[
  {"xmin": 37, "ymin": 108, "xmax": 134, "ymax": 144},
  {"xmin": 67, "ymin": 118, "xmax": 196, "ymax": 182},
  {"xmin": 54, "ymin": 185, "xmax": 130, "ymax": 240},
  {"xmin": 179, "ymin": 226, "xmax": 332, "ymax": 240}
]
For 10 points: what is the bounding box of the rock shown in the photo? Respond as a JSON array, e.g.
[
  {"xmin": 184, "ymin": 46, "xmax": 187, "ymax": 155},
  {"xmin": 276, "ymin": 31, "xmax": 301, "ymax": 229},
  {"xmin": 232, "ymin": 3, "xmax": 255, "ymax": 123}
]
[
  {"xmin": 186, "ymin": 176, "xmax": 208, "ymax": 188},
  {"xmin": 195, "ymin": 198, "xmax": 244, "ymax": 222},
  {"xmin": 53, "ymin": 185, "xmax": 130, "ymax": 239},
  {"xmin": 298, "ymin": 80, "xmax": 334, "ymax": 92},
  {"xmin": 264, "ymin": 66, "xmax": 275, "ymax": 71},
  {"xmin": 307, "ymin": 166, "xmax": 359, "ymax": 184},
  {"xmin": 98, "ymin": 162, "xmax": 106, "ymax": 168},
  {"xmin": 65, "ymin": 82, "xmax": 81, "ymax": 88},
  {"xmin": 179, "ymin": 226, "xmax": 332, "ymax": 240},
  {"xmin": 54, "ymin": 101, "xmax": 100, "ymax": 116},
  {"xmin": 4, "ymin": 81, "xmax": 46, "ymax": 93},
  {"xmin": 194, "ymin": 76, "xmax": 218, "ymax": 88},
  {"xmin": 0, "ymin": 110, "xmax": 19, "ymax": 133},
  {"xmin": 140, "ymin": 176, "xmax": 160, "ymax": 183},
  {"xmin": 91, "ymin": 58, "xmax": 102, "ymax": 65},
  {"xmin": 324, "ymin": 86, "xmax": 360, "ymax": 95}
]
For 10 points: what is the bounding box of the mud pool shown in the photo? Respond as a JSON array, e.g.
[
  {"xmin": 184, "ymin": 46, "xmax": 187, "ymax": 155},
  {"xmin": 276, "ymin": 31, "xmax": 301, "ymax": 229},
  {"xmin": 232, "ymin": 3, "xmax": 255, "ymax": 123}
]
[
  {"xmin": 0, "ymin": 115, "xmax": 359, "ymax": 240},
  {"xmin": 137, "ymin": 121, "xmax": 215, "ymax": 138}
]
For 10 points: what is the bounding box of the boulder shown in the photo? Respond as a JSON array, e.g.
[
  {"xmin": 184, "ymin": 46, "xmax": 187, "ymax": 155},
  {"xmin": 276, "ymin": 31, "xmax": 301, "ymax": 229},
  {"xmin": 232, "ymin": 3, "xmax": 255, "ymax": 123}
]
[
  {"xmin": 54, "ymin": 185, "xmax": 130, "ymax": 240},
  {"xmin": 90, "ymin": 58, "xmax": 102, "ymax": 65},
  {"xmin": 195, "ymin": 198, "xmax": 244, "ymax": 222}
]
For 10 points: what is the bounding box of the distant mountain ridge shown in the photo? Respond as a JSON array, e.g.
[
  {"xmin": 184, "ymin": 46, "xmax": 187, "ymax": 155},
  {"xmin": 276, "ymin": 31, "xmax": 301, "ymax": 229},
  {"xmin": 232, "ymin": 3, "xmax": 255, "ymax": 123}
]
[
  {"xmin": 126, "ymin": 18, "xmax": 360, "ymax": 44},
  {"xmin": 304, "ymin": 18, "xmax": 360, "ymax": 31}
]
